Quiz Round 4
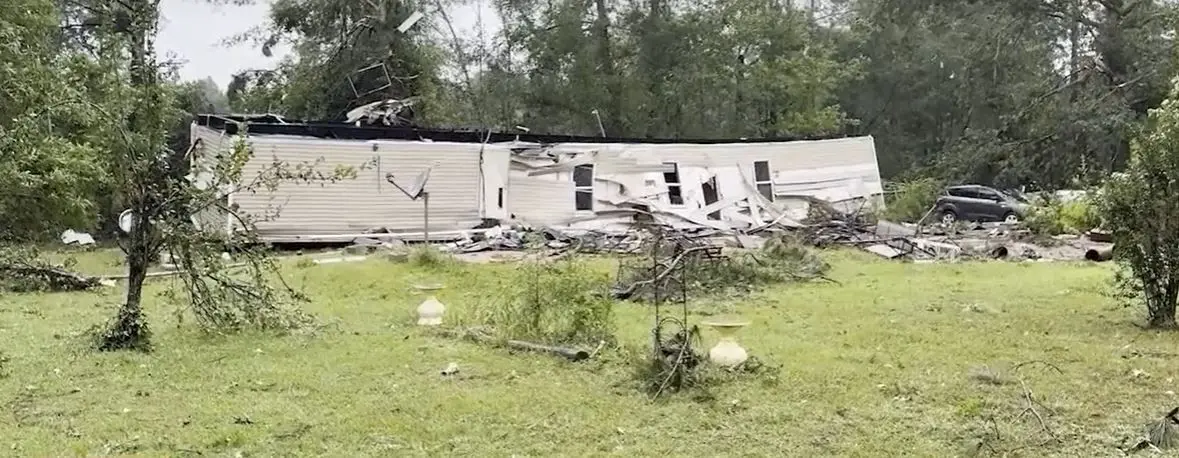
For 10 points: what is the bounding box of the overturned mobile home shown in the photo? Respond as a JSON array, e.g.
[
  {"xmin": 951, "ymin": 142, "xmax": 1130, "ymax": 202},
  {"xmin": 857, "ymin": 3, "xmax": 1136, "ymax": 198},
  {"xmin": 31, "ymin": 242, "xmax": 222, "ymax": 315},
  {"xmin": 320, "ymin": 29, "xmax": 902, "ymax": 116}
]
[{"xmin": 190, "ymin": 115, "xmax": 884, "ymax": 242}]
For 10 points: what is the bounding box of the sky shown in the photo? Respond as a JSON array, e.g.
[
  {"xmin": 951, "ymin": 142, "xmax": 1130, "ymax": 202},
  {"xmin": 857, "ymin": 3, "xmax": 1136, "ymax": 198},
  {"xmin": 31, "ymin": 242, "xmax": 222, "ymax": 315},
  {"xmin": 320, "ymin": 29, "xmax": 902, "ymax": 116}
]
[{"xmin": 155, "ymin": 0, "xmax": 498, "ymax": 89}]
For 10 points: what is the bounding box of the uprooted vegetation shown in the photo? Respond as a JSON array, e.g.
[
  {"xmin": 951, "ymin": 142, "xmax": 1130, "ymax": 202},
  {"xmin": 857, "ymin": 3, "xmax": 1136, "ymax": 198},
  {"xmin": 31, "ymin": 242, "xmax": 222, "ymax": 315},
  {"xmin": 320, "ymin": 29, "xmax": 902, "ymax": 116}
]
[
  {"xmin": 880, "ymin": 177, "xmax": 944, "ymax": 223},
  {"xmin": 613, "ymin": 231, "xmax": 832, "ymax": 302}
]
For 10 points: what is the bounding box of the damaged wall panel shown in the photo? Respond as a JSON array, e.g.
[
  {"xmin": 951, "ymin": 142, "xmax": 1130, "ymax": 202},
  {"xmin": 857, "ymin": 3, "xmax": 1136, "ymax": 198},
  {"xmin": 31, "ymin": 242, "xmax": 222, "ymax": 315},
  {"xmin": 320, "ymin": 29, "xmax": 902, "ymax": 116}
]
[
  {"xmin": 509, "ymin": 177, "xmax": 574, "ymax": 225},
  {"xmin": 498, "ymin": 136, "xmax": 883, "ymax": 233}
]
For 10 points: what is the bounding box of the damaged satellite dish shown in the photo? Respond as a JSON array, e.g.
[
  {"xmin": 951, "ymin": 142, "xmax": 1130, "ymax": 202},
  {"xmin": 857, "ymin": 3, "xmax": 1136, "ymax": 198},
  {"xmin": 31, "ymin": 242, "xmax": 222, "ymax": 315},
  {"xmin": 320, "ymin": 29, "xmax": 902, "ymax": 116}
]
[
  {"xmin": 385, "ymin": 162, "xmax": 437, "ymax": 201},
  {"xmin": 117, "ymin": 209, "xmax": 136, "ymax": 234}
]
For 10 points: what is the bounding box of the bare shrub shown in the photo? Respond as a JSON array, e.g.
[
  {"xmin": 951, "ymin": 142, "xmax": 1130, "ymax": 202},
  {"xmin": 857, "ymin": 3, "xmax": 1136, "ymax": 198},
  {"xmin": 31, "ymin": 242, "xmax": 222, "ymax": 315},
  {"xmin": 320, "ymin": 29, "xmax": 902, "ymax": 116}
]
[{"xmin": 471, "ymin": 258, "xmax": 616, "ymax": 347}]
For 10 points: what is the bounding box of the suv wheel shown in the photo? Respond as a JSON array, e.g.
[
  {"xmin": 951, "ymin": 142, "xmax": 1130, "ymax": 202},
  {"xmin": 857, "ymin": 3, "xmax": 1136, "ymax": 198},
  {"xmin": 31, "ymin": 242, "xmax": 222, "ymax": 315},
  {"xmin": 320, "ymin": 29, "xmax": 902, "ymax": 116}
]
[
  {"xmin": 940, "ymin": 210, "xmax": 957, "ymax": 225},
  {"xmin": 1003, "ymin": 212, "xmax": 1019, "ymax": 224}
]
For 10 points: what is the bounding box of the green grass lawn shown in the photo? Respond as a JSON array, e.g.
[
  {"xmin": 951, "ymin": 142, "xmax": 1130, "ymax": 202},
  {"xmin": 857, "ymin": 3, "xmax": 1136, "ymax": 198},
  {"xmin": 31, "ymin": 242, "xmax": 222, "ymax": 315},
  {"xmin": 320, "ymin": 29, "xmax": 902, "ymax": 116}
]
[{"xmin": 2, "ymin": 249, "xmax": 1174, "ymax": 456}]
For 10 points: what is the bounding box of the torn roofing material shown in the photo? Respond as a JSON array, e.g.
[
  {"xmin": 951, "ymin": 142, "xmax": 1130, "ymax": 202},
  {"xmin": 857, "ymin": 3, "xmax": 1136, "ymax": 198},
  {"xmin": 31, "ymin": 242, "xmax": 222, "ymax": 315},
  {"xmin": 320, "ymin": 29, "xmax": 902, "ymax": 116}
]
[{"xmin": 195, "ymin": 114, "xmax": 852, "ymax": 145}]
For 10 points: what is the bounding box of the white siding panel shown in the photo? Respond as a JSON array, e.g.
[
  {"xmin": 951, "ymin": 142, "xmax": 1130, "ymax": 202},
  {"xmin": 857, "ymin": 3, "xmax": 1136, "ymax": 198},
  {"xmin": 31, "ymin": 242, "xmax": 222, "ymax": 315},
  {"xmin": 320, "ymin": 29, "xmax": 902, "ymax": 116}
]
[
  {"xmin": 481, "ymin": 146, "xmax": 511, "ymax": 220},
  {"xmin": 231, "ymin": 137, "xmax": 482, "ymax": 237},
  {"xmin": 189, "ymin": 125, "xmax": 231, "ymax": 234},
  {"xmin": 509, "ymin": 177, "xmax": 574, "ymax": 225}
]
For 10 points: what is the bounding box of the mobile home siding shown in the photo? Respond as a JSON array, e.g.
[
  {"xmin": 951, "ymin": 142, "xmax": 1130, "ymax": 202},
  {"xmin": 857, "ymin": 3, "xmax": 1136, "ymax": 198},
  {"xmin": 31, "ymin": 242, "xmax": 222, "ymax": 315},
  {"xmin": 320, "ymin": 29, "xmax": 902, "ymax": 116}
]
[
  {"xmin": 507, "ymin": 176, "xmax": 575, "ymax": 226},
  {"xmin": 229, "ymin": 136, "xmax": 483, "ymax": 238},
  {"xmin": 504, "ymin": 136, "xmax": 883, "ymax": 226},
  {"xmin": 189, "ymin": 125, "xmax": 232, "ymax": 233}
]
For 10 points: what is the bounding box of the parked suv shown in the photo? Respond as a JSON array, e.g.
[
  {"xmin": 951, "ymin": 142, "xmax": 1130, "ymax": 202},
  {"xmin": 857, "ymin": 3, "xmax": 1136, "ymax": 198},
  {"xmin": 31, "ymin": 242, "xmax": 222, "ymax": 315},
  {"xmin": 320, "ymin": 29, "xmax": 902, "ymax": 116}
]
[{"xmin": 934, "ymin": 185, "xmax": 1029, "ymax": 224}]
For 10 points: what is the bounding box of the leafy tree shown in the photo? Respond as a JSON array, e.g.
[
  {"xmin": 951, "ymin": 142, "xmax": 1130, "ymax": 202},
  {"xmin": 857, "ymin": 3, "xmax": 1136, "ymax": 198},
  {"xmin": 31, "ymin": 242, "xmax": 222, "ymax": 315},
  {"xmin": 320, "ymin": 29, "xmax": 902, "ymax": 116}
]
[
  {"xmin": 86, "ymin": 0, "xmax": 360, "ymax": 350},
  {"xmin": 1100, "ymin": 77, "xmax": 1179, "ymax": 328},
  {"xmin": 0, "ymin": 0, "xmax": 114, "ymax": 240},
  {"xmin": 228, "ymin": 0, "xmax": 443, "ymax": 121},
  {"xmin": 836, "ymin": 0, "xmax": 1174, "ymax": 188}
]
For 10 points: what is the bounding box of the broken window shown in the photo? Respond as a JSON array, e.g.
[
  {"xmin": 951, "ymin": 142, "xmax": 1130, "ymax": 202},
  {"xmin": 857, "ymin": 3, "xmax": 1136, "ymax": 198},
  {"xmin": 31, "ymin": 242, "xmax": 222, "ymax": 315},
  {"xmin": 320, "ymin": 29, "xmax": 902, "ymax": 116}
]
[
  {"xmin": 574, "ymin": 164, "xmax": 594, "ymax": 211},
  {"xmin": 663, "ymin": 162, "xmax": 684, "ymax": 205},
  {"xmin": 753, "ymin": 160, "xmax": 774, "ymax": 201},
  {"xmin": 702, "ymin": 176, "xmax": 720, "ymax": 220}
]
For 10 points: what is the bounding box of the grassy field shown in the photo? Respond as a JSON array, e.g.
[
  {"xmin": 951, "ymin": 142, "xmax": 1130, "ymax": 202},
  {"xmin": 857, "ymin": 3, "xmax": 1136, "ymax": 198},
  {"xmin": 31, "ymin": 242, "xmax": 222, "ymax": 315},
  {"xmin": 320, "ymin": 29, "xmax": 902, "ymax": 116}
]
[{"xmin": 2, "ymin": 248, "xmax": 1175, "ymax": 456}]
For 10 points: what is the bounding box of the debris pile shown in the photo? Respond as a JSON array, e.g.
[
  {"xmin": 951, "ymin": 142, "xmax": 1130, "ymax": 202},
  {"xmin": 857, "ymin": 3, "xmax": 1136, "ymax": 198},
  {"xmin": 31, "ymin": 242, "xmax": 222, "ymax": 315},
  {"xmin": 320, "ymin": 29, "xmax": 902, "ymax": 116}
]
[
  {"xmin": 845, "ymin": 219, "xmax": 1115, "ymax": 262},
  {"xmin": 365, "ymin": 205, "xmax": 1115, "ymax": 264}
]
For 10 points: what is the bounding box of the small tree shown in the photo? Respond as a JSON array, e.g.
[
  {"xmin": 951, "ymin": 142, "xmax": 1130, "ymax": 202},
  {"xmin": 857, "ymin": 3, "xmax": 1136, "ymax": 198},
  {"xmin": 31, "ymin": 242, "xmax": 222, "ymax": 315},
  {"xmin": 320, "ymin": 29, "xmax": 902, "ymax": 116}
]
[
  {"xmin": 94, "ymin": 0, "xmax": 360, "ymax": 350},
  {"xmin": 1100, "ymin": 78, "xmax": 1179, "ymax": 328}
]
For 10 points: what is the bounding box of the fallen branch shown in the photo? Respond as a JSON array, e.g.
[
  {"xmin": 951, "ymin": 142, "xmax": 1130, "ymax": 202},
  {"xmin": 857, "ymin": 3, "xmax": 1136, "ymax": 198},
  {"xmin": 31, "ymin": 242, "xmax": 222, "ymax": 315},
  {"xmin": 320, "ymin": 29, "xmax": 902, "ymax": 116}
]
[
  {"xmin": 506, "ymin": 339, "xmax": 589, "ymax": 361},
  {"xmin": 441, "ymin": 328, "xmax": 595, "ymax": 362},
  {"xmin": 0, "ymin": 263, "xmax": 102, "ymax": 292},
  {"xmin": 612, "ymin": 245, "xmax": 713, "ymax": 300},
  {"xmin": 1017, "ymin": 379, "xmax": 1058, "ymax": 443}
]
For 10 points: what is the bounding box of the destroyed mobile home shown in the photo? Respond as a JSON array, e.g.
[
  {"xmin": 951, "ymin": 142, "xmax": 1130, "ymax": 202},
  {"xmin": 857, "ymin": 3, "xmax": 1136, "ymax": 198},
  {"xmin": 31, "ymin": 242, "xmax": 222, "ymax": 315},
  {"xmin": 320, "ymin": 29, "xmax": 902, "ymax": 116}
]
[
  {"xmin": 189, "ymin": 115, "xmax": 886, "ymax": 243},
  {"xmin": 183, "ymin": 115, "xmax": 1115, "ymax": 262}
]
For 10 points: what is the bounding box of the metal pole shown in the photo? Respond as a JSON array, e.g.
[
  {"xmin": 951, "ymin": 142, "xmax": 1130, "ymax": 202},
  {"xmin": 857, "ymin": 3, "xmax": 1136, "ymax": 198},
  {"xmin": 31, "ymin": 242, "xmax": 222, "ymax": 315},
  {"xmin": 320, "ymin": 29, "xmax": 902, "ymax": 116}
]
[{"xmin": 423, "ymin": 191, "xmax": 430, "ymax": 245}]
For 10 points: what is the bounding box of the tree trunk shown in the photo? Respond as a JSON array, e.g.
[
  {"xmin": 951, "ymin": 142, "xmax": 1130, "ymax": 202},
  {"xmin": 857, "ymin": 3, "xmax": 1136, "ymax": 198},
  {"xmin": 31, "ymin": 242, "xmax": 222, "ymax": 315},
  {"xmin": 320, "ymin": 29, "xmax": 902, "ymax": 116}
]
[
  {"xmin": 593, "ymin": 0, "xmax": 623, "ymax": 136},
  {"xmin": 1146, "ymin": 282, "xmax": 1179, "ymax": 328},
  {"xmin": 98, "ymin": 0, "xmax": 159, "ymax": 352},
  {"xmin": 98, "ymin": 246, "xmax": 151, "ymax": 351}
]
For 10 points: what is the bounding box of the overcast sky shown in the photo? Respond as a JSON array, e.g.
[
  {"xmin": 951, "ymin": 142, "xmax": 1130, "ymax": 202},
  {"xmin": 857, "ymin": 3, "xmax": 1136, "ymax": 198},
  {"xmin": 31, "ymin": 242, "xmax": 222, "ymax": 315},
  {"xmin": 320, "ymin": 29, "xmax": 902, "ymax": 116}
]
[{"xmin": 155, "ymin": 0, "xmax": 498, "ymax": 89}]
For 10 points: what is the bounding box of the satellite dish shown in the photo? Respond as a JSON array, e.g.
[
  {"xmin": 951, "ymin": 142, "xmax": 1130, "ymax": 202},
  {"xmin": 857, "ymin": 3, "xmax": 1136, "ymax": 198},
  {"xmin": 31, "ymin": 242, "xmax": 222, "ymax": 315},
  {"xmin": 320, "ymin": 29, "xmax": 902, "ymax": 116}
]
[
  {"xmin": 117, "ymin": 209, "xmax": 136, "ymax": 234},
  {"xmin": 385, "ymin": 162, "xmax": 437, "ymax": 200}
]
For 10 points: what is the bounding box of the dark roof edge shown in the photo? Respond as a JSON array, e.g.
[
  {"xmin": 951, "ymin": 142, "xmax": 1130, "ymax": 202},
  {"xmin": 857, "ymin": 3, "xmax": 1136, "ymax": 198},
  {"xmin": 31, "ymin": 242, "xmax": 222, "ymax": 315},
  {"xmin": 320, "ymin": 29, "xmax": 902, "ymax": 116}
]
[{"xmin": 195, "ymin": 114, "xmax": 854, "ymax": 145}]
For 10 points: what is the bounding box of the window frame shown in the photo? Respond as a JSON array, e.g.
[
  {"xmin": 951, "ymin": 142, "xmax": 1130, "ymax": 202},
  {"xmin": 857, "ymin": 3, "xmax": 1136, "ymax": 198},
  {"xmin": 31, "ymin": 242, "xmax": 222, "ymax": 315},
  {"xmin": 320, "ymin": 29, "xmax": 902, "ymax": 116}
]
[
  {"xmin": 573, "ymin": 164, "xmax": 594, "ymax": 211},
  {"xmin": 663, "ymin": 162, "xmax": 684, "ymax": 206},
  {"xmin": 753, "ymin": 160, "xmax": 774, "ymax": 202}
]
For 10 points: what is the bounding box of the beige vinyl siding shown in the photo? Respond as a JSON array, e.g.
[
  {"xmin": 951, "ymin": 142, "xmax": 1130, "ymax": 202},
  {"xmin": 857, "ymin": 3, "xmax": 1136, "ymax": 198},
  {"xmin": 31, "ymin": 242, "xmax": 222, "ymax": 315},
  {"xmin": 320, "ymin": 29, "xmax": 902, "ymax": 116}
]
[
  {"xmin": 232, "ymin": 136, "xmax": 483, "ymax": 238},
  {"xmin": 508, "ymin": 176, "xmax": 575, "ymax": 225},
  {"xmin": 189, "ymin": 124, "xmax": 231, "ymax": 233}
]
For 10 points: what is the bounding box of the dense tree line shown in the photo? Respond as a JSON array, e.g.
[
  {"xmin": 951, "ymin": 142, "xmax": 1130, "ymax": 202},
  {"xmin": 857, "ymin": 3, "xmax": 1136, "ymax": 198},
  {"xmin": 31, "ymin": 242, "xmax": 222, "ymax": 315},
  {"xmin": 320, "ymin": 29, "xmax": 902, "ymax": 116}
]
[{"xmin": 3, "ymin": 0, "xmax": 1177, "ymax": 240}]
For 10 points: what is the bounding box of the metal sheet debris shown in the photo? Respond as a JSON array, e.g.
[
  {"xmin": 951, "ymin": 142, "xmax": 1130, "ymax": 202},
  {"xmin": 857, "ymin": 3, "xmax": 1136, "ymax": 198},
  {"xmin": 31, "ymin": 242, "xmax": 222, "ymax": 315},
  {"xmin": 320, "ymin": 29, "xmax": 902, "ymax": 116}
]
[{"xmin": 60, "ymin": 230, "xmax": 95, "ymax": 246}]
